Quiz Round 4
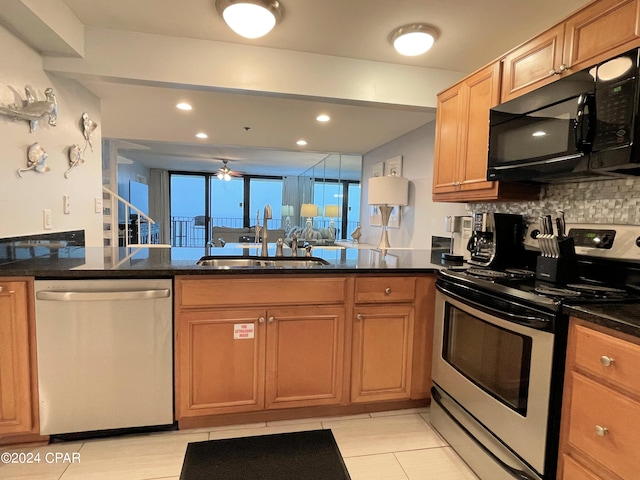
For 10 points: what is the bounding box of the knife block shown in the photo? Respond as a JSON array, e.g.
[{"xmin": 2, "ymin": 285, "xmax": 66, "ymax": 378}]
[{"xmin": 535, "ymin": 237, "xmax": 577, "ymax": 284}]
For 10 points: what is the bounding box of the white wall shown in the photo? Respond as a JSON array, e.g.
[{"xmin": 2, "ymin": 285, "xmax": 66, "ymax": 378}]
[
  {"xmin": 361, "ymin": 122, "xmax": 467, "ymax": 249},
  {"xmin": 0, "ymin": 25, "xmax": 103, "ymax": 245}
]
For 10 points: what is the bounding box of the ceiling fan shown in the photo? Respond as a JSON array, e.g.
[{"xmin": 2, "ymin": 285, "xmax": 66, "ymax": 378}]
[{"xmin": 215, "ymin": 159, "xmax": 243, "ymax": 181}]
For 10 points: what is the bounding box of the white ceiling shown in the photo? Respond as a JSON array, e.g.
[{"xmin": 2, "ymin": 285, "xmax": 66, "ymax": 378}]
[{"xmin": 2, "ymin": 0, "xmax": 591, "ymax": 178}]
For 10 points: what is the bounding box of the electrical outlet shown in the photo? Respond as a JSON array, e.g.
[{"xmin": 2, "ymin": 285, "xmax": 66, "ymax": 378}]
[
  {"xmin": 64, "ymin": 195, "xmax": 71, "ymax": 214},
  {"xmin": 43, "ymin": 209, "xmax": 52, "ymax": 229},
  {"xmin": 94, "ymin": 197, "xmax": 103, "ymax": 214}
]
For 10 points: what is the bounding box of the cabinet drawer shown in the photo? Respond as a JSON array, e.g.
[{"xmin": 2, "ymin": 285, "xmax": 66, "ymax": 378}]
[
  {"xmin": 572, "ymin": 324, "xmax": 640, "ymax": 396},
  {"xmin": 354, "ymin": 277, "xmax": 416, "ymax": 303},
  {"xmin": 567, "ymin": 372, "xmax": 640, "ymax": 480},
  {"xmin": 561, "ymin": 454, "xmax": 601, "ymax": 480},
  {"xmin": 178, "ymin": 276, "xmax": 347, "ymax": 307}
]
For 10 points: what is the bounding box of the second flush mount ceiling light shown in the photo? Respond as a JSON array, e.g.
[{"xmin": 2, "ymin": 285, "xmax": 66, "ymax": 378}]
[
  {"xmin": 389, "ymin": 24, "xmax": 439, "ymax": 56},
  {"xmin": 215, "ymin": 0, "xmax": 285, "ymax": 39}
]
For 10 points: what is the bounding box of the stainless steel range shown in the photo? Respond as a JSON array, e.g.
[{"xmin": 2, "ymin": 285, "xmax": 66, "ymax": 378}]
[{"xmin": 430, "ymin": 223, "xmax": 640, "ymax": 480}]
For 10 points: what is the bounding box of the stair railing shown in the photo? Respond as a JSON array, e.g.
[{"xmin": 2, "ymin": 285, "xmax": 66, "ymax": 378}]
[{"xmin": 102, "ymin": 186, "xmax": 159, "ymax": 247}]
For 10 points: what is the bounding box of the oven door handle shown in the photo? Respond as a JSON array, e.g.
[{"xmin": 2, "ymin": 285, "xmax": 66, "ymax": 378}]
[
  {"xmin": 437, "ymin": 284, "xmax": 552, "ymax": 330},
  {"xmin": 431, "ymin": 387, "xmax": 538, "ymax": 480}
]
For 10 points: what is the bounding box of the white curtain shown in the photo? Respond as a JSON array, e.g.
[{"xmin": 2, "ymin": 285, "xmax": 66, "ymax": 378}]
[{"xmin": 149, "ymin": 169, "xmax": 170, "ymax": 244}]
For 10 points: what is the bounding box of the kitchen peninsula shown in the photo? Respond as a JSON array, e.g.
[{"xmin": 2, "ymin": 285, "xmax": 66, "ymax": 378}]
[{"xmin": 0, "ymin": 236, "xmax": 444, "ymax": 441}]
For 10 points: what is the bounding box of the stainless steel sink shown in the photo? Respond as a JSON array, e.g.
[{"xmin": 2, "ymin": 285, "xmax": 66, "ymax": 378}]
[
  {"xmin": 196, "ymin": 256, "xmax": 330, "ymax": 268},
  {"xmin": 196, "ymin": 257, "xmax": 262, "ymax": 267}
]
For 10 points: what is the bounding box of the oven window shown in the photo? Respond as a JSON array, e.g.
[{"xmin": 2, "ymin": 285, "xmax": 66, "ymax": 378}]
[{"xmin": 443, "ymin": 303, "xmax": 532, "ymax": 415}]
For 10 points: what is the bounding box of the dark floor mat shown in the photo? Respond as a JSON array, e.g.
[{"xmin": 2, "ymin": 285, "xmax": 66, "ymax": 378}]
[{"xmin": 180, "ymin": 429, "xmax": 351, "ymax": 480}]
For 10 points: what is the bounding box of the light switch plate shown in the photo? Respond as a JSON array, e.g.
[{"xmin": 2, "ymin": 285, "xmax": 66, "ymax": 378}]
[
  {"xmin": 94, "ymin": 197, "xmax": 103, "ymax": 213},
  {"xmin": 43, "ymin": 209, "xmax": 52, "ymax": 229},
  {"xmin": 63, "ymin": 195, "xmax": 71, "ymax": 214}
]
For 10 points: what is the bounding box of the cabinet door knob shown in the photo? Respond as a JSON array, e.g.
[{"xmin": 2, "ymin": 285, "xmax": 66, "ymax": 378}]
[
  {"xmin": 594, "ymin": 425, "xmax": 609, "ymax": 437},
  {"xmin": 384, "ymin": 287, "xmax": 392, "ymax": 295},
  {"xmin": 356, "ymin": 314, "xmax": 363, "ymax": 320},
  {"xmin": 268, "ymin": 316, "xmax": 275, "ymax": 323},
  {"xmin": 600, "ymin": 355, "xmax": 615, "ymax": 367},
  {"xmin": 558, "ymin": 63, "xmax": 569, "ymax": 73},
  {"xmin": 259, "ymin": 316, "xmax": 265, "ymax": 323}
]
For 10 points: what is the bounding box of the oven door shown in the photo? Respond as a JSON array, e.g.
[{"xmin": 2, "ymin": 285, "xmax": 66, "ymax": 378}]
[{"xmin": 432, "ymin": 288, "xmax": 555, "ymax": 476}]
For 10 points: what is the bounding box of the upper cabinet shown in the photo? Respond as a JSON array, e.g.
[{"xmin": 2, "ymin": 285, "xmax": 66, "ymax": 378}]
[
  {"xmin": 502, "ymin": 0, "xmax": 640, "ymax": 102},
  {"xmin": 433, "ymin": 63, "xmax": 540, "ymax": 202}
]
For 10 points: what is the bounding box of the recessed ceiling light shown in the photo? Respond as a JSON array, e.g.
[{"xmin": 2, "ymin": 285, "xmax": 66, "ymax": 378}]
[
  {"xmin": 316, "ymin": 114, "xmax": 330, "ymax": 122},
  {"xmin": 196, "ymin": 132, "xmax": 208, "ymax": 139},
  {"xmin": 532, "ymin": 131, "xmax": 547, "ymax": 137},
  {"xmin": 296, "ymin": 139, "xmax": 307, "ymax": 146},
  {"xmin": 176, "ymin": 102, "xmax": 193, "ymax": 111}
]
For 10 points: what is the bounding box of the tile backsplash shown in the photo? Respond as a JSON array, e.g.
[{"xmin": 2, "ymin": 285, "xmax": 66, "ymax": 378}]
[{"xmin": 469, "ymin": 177, "xmax": 640, "ymax": 225}]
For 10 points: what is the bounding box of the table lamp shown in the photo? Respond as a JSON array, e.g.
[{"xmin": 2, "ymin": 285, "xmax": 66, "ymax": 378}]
[
  {"xmin": 324, "ymin": 204, "xmax": 341, "ymax": 240},
  {"xmin": 300, "ymin": 203, "xmax": 318, "ymax": 240},
  {"xmin": 368, "ymin": 175, "xmax": 409, "ymax": 249},
  {"xmin": 282, "ymin": 205, "xmax": 293, "ymax": 231}
]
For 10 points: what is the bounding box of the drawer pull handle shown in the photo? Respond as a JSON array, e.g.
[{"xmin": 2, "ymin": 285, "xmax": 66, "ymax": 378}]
[
  {"xmin": 384, "ymin": 287, "xmax": 391, "ymax": 295},
  {"xmin": 600, "ymin": 355, "xmax": 615, "ymax": 367},
  {"xmin": 594, "ymin": 425, "xmax": 609, "ymax": 437},
  {"xmin": 268, "ymin": 316, "xmax": 275, "ymax": 323},
  {"xmin": 259, "ymin": 316, "xmax": 265, "ymax": 324},
  {"xmin": 356, "ymin": 314, "xmax": 363, "ymax": 320}
]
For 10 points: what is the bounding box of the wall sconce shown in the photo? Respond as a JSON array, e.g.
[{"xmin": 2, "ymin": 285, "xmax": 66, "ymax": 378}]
[{"xmin": 368, "ymin": 176, "xmax": 409, "ymax": 249}]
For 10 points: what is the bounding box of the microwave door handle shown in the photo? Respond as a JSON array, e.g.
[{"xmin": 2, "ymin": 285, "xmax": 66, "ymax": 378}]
[{"xmin": 575, "ymin": 93, "xmax": 595, "ymax": 153}]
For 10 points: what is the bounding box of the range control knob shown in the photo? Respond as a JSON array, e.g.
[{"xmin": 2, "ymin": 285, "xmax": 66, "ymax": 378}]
[
  {"xmin": 636, "ymin": 236, "xmax": 640, "ymax": 248},
  {"xmin": 598, "ymin": 234, "xmax": 614, "ymax": 249}
]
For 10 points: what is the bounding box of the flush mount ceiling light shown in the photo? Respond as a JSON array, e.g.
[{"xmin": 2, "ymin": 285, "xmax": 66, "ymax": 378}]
[
  {"xmin": 215, "ymin": 0, "xmax": 285, "ymax": 39},
  {"xmin": 389, "ymin": 24, "xmax": 438, "ymax": 56}
]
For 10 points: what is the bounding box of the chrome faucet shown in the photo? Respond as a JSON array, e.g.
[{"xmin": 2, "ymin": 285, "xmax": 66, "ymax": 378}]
[
  {"xmin": 290, "ymin": 233, "xmax": 298, "ymax": 256},
  {"xmin": 275, "ymin": 238, "xmax": 284, "ymax": 257},
  {"xmin": 261, "ymin": 204, "xmax": 272, "ymax": 257}
]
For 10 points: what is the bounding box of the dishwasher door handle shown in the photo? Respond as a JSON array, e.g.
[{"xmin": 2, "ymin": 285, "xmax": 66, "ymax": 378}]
[{"xmin": 36, "ymin": 289, "xmax": 171, "ymax": 302}]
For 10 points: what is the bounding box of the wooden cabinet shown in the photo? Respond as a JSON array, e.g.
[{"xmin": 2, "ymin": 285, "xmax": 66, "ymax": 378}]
[
  {"xmin": 0, "ymin": 278, "xmax": 38, "ymax": 437},
  {"xmin": 176, "ymin": 273, "xmax": 435, "ymax": 426},
  {"xmin": 350, "ymin": 275, "xmax": 435, "ymax": 403},
  {"xmin": 351, "ymin": 304, "xmax": 414, "ymax": 402},
  {"xmin": 432, "ymin": 64, "xmax": 539, "ymax": 202},
  {"xmin": 265, "ymin": 306, "xmax": 344, "ymax": 409},
  {"xmin": 558, "ymin": 318, "xmax": 640, "ymax": 479},
  {"xmin": 175, "ymin": 276, "xmax": 347, "ymax": 420},
  {"xmin": 502, "ymin": 0, "xmax": 640, "ymax": 101}
]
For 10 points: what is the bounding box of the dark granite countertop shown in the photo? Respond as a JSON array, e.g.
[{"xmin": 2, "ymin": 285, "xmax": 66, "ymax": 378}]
[
  {"xmin": 0, "ymin": 244, "xmax": 451, "ymax": 278},
  {"xmin": 564, "ymin": 303, "xmax": 640, "ymax": 338}
]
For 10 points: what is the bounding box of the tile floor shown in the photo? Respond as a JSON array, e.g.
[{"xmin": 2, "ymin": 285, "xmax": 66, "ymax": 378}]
[{"xmin": 0, "ymin": 408, "xmax": 479, "ymax": 480}]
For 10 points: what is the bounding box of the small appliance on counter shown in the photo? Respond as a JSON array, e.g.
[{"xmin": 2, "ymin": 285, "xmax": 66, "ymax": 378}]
[
  {"xmin": 442, "ymin": 215, "xmax": 472, "ymax": 262},
  {"xmin": 466, "ymin": 212, "xmax": 525, "ymax": 269}
]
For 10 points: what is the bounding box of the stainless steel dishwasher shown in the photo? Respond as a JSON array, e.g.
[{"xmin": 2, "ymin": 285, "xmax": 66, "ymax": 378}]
[{"xmin": 34, "ymin": 279, "xmax": 173, "ymax": 436}]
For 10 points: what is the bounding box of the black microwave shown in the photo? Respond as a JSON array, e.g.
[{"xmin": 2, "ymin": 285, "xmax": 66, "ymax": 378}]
[{"xmin": 487, "ymin": 48, "xmax": 640, "ymax": 183}]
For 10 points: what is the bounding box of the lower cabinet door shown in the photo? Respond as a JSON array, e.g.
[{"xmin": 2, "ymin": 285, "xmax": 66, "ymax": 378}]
[
  {"xmin": 265, "ymin": 306, "xmax": 345, "ymax": 409},
  {"xmin": 351, "ymin": 305, "xmax": 415, "ymax": 403},
  {"xmin": 0, "ymin": 280, "xmax": 35, "ymax": 435},
  {"xmin": 177, "ymin": 309, "xmax": 266, "ymax": 417}
]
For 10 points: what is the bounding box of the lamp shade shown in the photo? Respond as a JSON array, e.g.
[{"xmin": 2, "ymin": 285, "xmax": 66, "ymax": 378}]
[
  {"xmin": 300, "ymin": 203, "xmax": 318, "ymax": 217},
  {"xmin": 281, "ymin": 205, "xmax": 294, "ymax": 216},
  {"xmin": 324, "ymin": 205, "xmax": 341, "ymax": 218},
  {"xmin": 368, "ymin": 176, "xmax": 409, "ymax": 206}
]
